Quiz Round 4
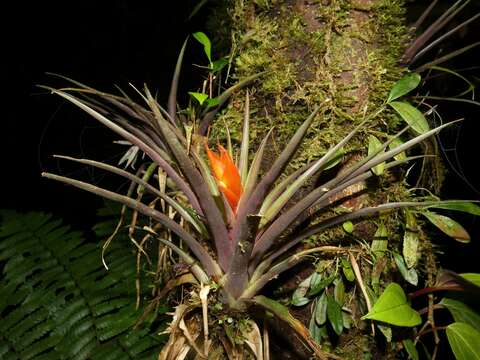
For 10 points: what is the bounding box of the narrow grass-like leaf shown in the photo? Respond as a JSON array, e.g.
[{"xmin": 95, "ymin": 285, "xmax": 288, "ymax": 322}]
[
  {"xmin": 387, "ymin": 73, "xmax": 421, "ymax": 103},
  {"xmin": 261, "ymin": 119, "xmax": 365, "ymax": 225},
  {"xmin": 421, "ymin": 211, "xmax": 470, "ymax": 243},
  {"xmin": 446, "ymin": 322, "xmax": 480, "ymax": 360},
  {"xmin": 168, "ymin": 38, "xmax": 188, "ymax": 123},
  {"xmin": 415, "ymin": 42, "xmax": 480, "ymax": 73},
  {"xmin": 389, "ymin": 101, "xmax": 430, "ymax": 134},
  {"xmin": 41, "ymin": 172, "xmax": 222, "ymax": 277},
  {"xmin": 238, "ymin": 91, "xmax": 250, "ymax": 186},
  {"xmin": 361, "ymin": 283, "xmax": 421, "ymax": 327},
  {"xmin": 198, "ymin": 72, "xmax": 266, "ymax": 135},
  {"xmin": 143, "ymin": 88, "xmax": 231, "ymax": 271},
  {"xmin": 54, "ymin": 155, "xmax": 207, "ymax": 236},
  {"xmin": 412, "ymin": 13, "xmax": 480, "ymax": 64},
  {"xmin": 42, "ymin": 87, "xmax": 202, "ymax": 213}
]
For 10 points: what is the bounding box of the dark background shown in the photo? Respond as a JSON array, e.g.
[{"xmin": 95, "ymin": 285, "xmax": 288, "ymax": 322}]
[{"xmin": 2, "ymin": 1, "xmax": 480, "ymax": 272}]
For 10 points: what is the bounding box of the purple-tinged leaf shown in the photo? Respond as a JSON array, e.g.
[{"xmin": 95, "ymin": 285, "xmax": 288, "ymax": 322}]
[
  {"xmin": 168, "ymin": 38, "xmax": 188, "ymax": 123},
  {"xmin": 41, "ymin": 172, "xmax": 222, "ymax": 277}
]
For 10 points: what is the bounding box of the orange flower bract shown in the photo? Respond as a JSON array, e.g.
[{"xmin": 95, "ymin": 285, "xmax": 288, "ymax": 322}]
[{"xmin": 205, "ymin": 144, "xmax": 243, "ymax": 212}]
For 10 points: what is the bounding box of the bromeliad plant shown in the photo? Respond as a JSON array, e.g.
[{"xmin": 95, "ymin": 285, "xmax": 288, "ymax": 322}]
[{"xmin": 40, "ymin": 42, "xmax": 469, "ymax": 358}]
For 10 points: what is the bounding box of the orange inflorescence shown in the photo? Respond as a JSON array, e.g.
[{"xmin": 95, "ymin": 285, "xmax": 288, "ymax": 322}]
[{"xmin": 205, "ymin": 144, "xmax": 243, "ymax": 212}]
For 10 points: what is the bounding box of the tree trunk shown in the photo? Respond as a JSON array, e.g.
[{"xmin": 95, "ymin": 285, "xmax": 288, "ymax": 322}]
[{"xmin": 207, "ymin": 0, "xmax": 429, "ymax": 358}]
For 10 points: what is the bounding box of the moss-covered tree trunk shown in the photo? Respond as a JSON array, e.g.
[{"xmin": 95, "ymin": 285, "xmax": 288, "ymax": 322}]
[{"xmin": 208, "ymin": 0, "xmax": 435, "ymax": 358}]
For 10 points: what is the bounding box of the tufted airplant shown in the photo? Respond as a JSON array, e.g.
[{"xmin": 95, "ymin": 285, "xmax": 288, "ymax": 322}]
[{"xmin": 40, "ymin": 41, "xmax": 465, "ymax": 359}]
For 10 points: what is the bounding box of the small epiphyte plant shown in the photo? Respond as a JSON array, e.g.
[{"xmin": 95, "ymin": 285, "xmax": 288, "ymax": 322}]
[{"xmin": 40, "ymin": 41, "xmax": 477, "ymax": 358}]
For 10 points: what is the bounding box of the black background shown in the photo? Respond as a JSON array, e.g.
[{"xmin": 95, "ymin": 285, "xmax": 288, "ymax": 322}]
[{"xmin": 2, "ymin": 1, "xmax": 480, "ymax": 272}]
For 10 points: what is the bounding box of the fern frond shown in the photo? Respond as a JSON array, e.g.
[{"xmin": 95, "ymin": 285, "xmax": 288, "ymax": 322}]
[{"xmin": 0, "ymin": 211, "xmax": 166, "ymax": 359}]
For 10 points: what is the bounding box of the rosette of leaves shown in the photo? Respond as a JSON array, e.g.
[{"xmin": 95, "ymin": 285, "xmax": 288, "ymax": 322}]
[
  {"xmin": 39, "ymin": 41, "xmax": 475, "ymax": 358},
  {"xmin": 0, "ymin": 210, "xmax": 166, "ymax": 360}
]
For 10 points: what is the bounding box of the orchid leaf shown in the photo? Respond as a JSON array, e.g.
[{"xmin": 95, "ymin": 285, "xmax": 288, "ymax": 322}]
[
  {"xmin": 211, "ymin": 58, "xmax": 229, "ymax": 73},
  {"xmin": 389, "ymin": 101, "xmax": 430, "ymax": 134},
  {"xmin": 393, "ymin": 252, "xmax": 418, "ymax": 286},
  {"xmin": 426, "ymin": 201, "xmax": 480, "ymax": 216},
  {"xmin": 341, "ymin": 258, "xmax": 355, "ymax": 282},
  {"xmin": 192, "ymin": 31, "xmax": 212, "ymax": 64},
  {"xmin": 361, "ymin": 283, "xmax": 421, "ymax": 327},
  {"xmin": 315, "ymin": 292, "xmax": 328, "ymax": 326},
  {"xmin": 327, "ymin": 295, "xmax": 343, "ymax": 335},
  {"xmin": 403, "ymin": 210, "xmax": 419, "ymax": 268},
  {"xmin": 387, "ymin": 73, "xmax": 421, "ymax": 103},
  {"xmin": 446, "ymin": 322, "xmax": 480, "ymax": 360},
  {"xmin": 292, "ymin": 276, "xmax": 312, "ymax": 306},
  {"xmin": 421, "ymin": 211, "xmax": 470, "ymax": 243}
]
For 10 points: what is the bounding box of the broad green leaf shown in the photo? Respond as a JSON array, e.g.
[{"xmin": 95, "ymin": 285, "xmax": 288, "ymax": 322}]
[
  {"xmin": 341, "ymin": 258, "xmax": 355, "ymax": 282},
  {"xmin": 446, "ymin": 322, "xmax": 480, "ymax": 360},
  {"xmin": 205, "ymin": 97, "xmax": 220, "ymax": 109},
  {"xmin": 371, "ymin": 223, "xmax": 388, "ymax": 258},
  {"xmin": 460, "ymin": 273, "xmax": 480, "ymax": 288},
  {"xmin": 393, "ymin": 252, "xmax": 418, "ymax": 286},
  {"xmin": 427, "ymin": 201, "xmax": 480, "ymax": 216},
  {"xmin": 327, "ymin": 295, "xmax": 343, "ymax": 335},
  {"xmin": 440, "ymin": 297, "xmax": 480, "ymax": 331},
  {"xmin": 387, "ymin": 73, "xmax": 421, "ymax": 103},
  {"xmin": 389, "ymin": 101, "xmax": 430, "ymax": 134},
  {"xmin": 343, "ymin": 221, "xmax": 354, "ymax": 234},
  {"xmin": 422, "ymin": 211, "xmax": 470, "ymax": 243},
  {"xmin": 192, "ymin": 31, "xmax": 212, "ymax": 64},
  {"xmin": 388, "ymin": 137, "xmax": 407, "ymax": 161},
  {"xmin": 403, "ymin": 339, "xmax": 419, "ymax": 360},
  {"xmin": 211, "ymin": 58, "xmax": 229, "ymax": 73},
  {"xmin": 368, "ymin": 135, "xmax": 385, "ymax": 175},
  {"xmin": 188, "ymin": 91, "xmax": 209, "ymax": 106},
  {"xmin": 315, "ymin": 292, "xmax": 328, "ymax": 326},
  {"xmin": 361, "ymin": 283, "xmax": 421, "ymax": 327},
  {"xmin": 403, "ymin": 210, "xmax": 419, "ymax": 268}
]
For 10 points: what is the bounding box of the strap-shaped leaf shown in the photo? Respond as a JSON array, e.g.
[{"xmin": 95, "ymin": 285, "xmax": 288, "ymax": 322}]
[
  {"xmin": 238, "ymin": 91, "xmax": 250, "ymax": 186},
  {"xmin": 41, "ymin": 172, "xmax": 222, "ymax": 278},
  {"xmin": 42, "ymin": 87, "xmax": 202, "ymax": 214},
  {"xmin": 260, "ymin": 118, "xmax": 366, "ymax": 225},
  {"xmin": 54, "ymin": 155, "xmax": 207, "ymax": 236},
  {"xmin": 168, "ymin": 38, "xmax": 188, "ymax": 123},
  {"xmin": 143, "ymin": 88, "xmax": 231, "ymax": 271}
]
